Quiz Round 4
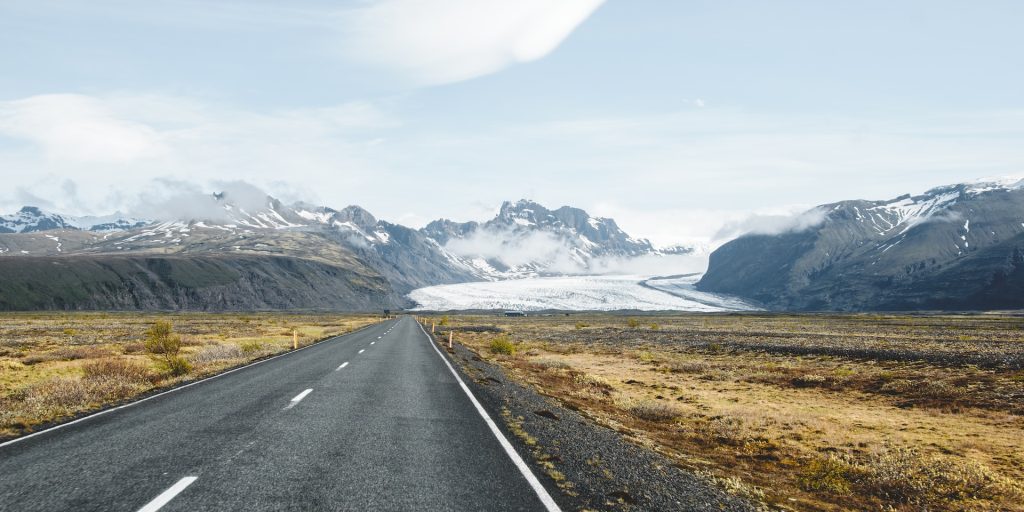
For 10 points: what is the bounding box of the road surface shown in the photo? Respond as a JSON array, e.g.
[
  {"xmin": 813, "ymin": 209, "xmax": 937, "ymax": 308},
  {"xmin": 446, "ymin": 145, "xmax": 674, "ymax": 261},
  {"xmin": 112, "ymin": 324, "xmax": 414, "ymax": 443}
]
[{"xmin": 0, "ymin": 317, "xmax": 561, "ymax": 511}]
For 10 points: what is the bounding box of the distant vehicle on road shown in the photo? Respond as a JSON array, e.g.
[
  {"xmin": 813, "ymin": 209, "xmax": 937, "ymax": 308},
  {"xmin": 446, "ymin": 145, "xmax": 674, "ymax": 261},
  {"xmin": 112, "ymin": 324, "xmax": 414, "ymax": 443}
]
[{"xmin": 504, "ymin": 311, "xmax": 527, "ymax": 317}]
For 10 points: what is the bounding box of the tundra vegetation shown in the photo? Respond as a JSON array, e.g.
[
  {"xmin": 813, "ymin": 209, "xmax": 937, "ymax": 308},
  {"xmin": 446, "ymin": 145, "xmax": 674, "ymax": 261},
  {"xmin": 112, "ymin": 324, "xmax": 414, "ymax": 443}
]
[
  {"xmin": 428, "ymin": 313, "xmax": 1024, "ymax": 511},
  {"xmin": 0, "ymin": 312, "xmax": 378, "ymax": 439}
]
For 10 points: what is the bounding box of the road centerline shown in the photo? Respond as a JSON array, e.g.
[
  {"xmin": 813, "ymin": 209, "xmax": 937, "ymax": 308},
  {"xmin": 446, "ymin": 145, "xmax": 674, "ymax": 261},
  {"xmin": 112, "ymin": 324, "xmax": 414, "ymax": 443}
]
[
  {"xmin": 284, "ymin": 389, "xmax": 313, "ymax": 410},
  {"xmin": 336, "ymin": 362, "xmax": 349, "ymax": 371},
  {"xmin": 136, "ymin": 476, "xmax": 197, "ymax": 512}
]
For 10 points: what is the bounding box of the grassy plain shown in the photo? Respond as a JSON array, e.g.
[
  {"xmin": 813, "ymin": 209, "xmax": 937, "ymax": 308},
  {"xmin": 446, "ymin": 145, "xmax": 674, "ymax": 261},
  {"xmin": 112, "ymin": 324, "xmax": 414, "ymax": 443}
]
[
  {"xmin": 0, "ymin": 312, "xmax": 379, "ymax": 439},
  {"xmin": 427, "ymin": 313, "xmax": 1024, "ymax": 511}
]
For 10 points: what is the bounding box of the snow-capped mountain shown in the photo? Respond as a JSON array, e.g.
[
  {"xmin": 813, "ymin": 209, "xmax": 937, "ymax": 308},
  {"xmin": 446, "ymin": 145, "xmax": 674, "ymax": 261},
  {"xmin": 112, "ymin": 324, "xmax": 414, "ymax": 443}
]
[
  {"xmin": 0, "ymin": 207, "xmax": 148, "ymax": 233},
  {"xmin": 698, "ymin": 176, "xmax": 1024, "ymax": 311},
  {"xmin": 0, "ymin": 194, "xmax": 479, "ymax": 297},
  {"xmin": 4, "ymin": 176, "xmax": 1022, "ymax": 312},
  {"xmin": 422, "ymin": 199, "xmax": 694, "ymax": 278},
  {"xmin": 0, "ymin": 193, "xmax": 704, "ymax": 310}
]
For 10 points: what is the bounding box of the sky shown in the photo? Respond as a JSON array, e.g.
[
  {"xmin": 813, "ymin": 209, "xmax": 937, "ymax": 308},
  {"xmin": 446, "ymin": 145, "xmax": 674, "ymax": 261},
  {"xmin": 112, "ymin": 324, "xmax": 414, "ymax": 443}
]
[{"xmin": 1, "ymin": 0, "xmax": 1023, "ymax": 246}]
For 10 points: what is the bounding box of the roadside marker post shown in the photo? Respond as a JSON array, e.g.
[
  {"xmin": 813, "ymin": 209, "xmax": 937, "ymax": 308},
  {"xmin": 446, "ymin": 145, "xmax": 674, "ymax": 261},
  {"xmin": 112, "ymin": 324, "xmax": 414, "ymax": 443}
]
[
  {"xmin": 431, "ymin": 322, "xmax": 435, "ymax": 333},
  {"xmin": 448, "ymin": 331, "xmax": 453, "ymax": 349},
  {"xmin": 292, "ymin": 329, "xmax": 298, "ymax": 350}
]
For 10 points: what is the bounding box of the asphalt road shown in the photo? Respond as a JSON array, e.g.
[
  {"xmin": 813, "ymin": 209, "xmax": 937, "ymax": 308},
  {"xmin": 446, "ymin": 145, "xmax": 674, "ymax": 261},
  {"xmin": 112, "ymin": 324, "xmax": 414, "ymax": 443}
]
[{"xmin": 0, "ymin": 317, "xmax": 561, "ymax": 511}]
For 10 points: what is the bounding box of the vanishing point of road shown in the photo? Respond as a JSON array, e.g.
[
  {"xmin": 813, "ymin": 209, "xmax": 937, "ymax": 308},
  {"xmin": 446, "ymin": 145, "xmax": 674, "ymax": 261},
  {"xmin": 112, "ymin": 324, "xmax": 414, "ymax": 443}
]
[{"xmin": 0, "ymin": 317, "xmax": 562, "ymax": 511}]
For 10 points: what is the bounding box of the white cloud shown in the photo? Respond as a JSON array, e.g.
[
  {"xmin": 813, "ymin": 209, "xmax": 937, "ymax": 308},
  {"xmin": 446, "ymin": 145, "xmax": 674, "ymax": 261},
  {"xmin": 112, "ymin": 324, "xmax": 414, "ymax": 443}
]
[
  {"xmin": 336, "ymin": 0, "xmax": 604, "ymax": 85},
  {"xmin": 2, "ymin": 91, "xmax": 1023, "ymax": 252},
  {"xmin": 3, "ymin": 1, "xmax": 603, "ymax": 87},
  {"xmin": 0, "ymin": 93, "xmax": 394, "ymax": 216},
  {"xmin": 713, "ymin": 207, "xmax": 828, "ymax": 241},
  {"xmin": 444, "ymin": 227, "xmax": 575, "ymax": 269},
  {"xmin": 399, "ymin": 106, "xmax": 1024, "ymax": 243},
  {"xmin": 130, "ymin": 179, "xmax": 235, "ymax": 223},
  {"xmin": 0, "ymin": 94, "xmax": 165, "ymax": 163},
  {"xmin": 127, "ymin": 179, "xmax": 296, "ymax": 223},
  {"xmin": 587, "ymin": 253, "xmax": 710, "ymax": 276}
]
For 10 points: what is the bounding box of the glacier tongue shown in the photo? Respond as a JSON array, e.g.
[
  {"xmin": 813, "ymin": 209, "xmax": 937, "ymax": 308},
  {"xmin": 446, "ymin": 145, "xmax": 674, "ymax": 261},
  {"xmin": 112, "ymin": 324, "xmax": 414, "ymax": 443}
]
[{"xmin": 407, "ymin": 274, "xmax": 758, "ymax": 312}]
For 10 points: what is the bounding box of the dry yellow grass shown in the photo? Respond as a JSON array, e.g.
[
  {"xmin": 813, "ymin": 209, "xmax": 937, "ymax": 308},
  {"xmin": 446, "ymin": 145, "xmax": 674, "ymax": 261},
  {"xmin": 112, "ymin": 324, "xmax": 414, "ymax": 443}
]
[
  {"xmin": 426, "ymin": 313, "xmax": 1024, "ymax": 511},
  {"xmin": 0, "ymin": 312, "xmax": 379, "ymax": 438}
]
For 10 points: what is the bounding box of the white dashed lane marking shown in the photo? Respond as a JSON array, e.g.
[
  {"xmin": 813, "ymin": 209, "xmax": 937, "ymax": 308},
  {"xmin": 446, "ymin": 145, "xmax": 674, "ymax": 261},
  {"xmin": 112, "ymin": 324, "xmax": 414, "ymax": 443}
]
[
  {"xmin": 137, "ymin": 476, "xmax": 197, "ymax": 512},
  {"xmin": 284, "ymin": 389, "xmax": 313, "ymax": 410}
]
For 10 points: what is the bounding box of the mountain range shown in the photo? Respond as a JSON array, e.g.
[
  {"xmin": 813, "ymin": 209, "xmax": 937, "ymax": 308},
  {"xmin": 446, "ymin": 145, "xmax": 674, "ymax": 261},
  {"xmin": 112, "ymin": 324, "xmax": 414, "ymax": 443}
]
[
  {"xmin": 0, "ymin": 197, "xmax": 683, "ymax": 311},
  {"xmin": 3, "ymin": 176, "xmax": 1023, "ymax": 312},
  {"xmin": 698, "ymin": 177, "xmax": 1024, "ymax": 311}
]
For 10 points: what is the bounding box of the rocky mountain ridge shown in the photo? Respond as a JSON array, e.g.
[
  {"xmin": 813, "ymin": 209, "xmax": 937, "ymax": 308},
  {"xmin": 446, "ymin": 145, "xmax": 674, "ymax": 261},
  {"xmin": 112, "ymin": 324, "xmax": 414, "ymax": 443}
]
[
  {"xmin": 0, "ymin": 195, "xmax": 681, "ymax": 310},
  {"xmin": 698, "ymin": 176, "xmax": 1024, "ymax": 311},
  {"xmin": 423, "ymin": 199, "xmax": 692, "ymax": 278}
]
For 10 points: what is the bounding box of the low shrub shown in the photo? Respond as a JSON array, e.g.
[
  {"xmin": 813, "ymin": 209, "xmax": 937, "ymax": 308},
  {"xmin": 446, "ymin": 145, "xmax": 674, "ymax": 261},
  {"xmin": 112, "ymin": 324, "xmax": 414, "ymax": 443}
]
[
  {"xmin": 145, "ymin": 320, "xmax": 182, "ymax": 357},
  {"xmin": 21, "ymin": 378, "xmax": 93, "ymax": 414},
  {"xmin": 572, "ymin": 372, "xmax": 614, "ymax": 395},
  {"xmin": 489, "ymin": 335, "xmax": 516, "ymax": 355},
  {"xmin": 81, "ymin": 359, "xmax": 152, "ymax": 384},
  {"xmin": 20, "ymin": 353, "xmax": 59, "ymax": 365},
  {"xmin": 191, "ymin": 344, "xmax": 244, "ymax": 364},
  {"xmin": 796, "ymin": 448, "xmax": 1024, "ymax": 507},
  {"xmin": 636, "ymin": 351, "xmax": 658, "ymax": 363},
  {"xmin": 916, "ymin": 380, "xmax": 968, "ymax": 401},
  {"xmin": 855, "ymin": 447, "xmax": 1023, "ymax": 504},
  {"xmin": 696, "ymin": 416, "xmax": 750, "ymax": 446},
  {"xmin": 879, "ymin": 378, "xmax": 915, "ymax": 394},
  {"xmin": 534, "ymin": 358, "xmax": 571, "ymax": 370},
  {"xmin": 240, "ymin": 341, "xmax": 263, "ymax": 354},
  {"xmin": 799, "ymin": 455, "xmax": 851, "ymax": 494},
  {"xmin": 57, "ymin": 346, "xmax": 111, "ymax": 361},
  {"xmin": 670, "ymin": 360, "xmax": 710, "ymax": 374},
  {"xmin": 792, "ymin": 374, "xmax": 829, "ymax": 388},
  {"xmin": 160, "ymin": 356, "xmax": 192, "ymax": 377},
  {"xmin": 14, "ymin": 370, "xmax": 154, "ymax": 425},
  {"xmin": 122, "ymin": 342, "xmax": 146, "ymax": 354},
  {"xmin": 627, "ymin": 400, "xmax": 680, "ymax": 422}
]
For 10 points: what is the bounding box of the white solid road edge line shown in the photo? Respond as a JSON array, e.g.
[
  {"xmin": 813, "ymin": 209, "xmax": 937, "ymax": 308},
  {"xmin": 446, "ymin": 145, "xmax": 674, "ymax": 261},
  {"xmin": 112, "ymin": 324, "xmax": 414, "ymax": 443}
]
[
  {"xmin": 0, "ymin": 320, "xmax": 390, "ymax": 449},
  {"xmin": 137, "ymin": 476, "xmax": 197, "ymax": 512},
  {"xmin": 415, "ymin": 320, "xmax": 562, "ymax": 512},
  {"xmin": 336, "ymin": 362, "xmax": 349, "ymax": 371}
]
